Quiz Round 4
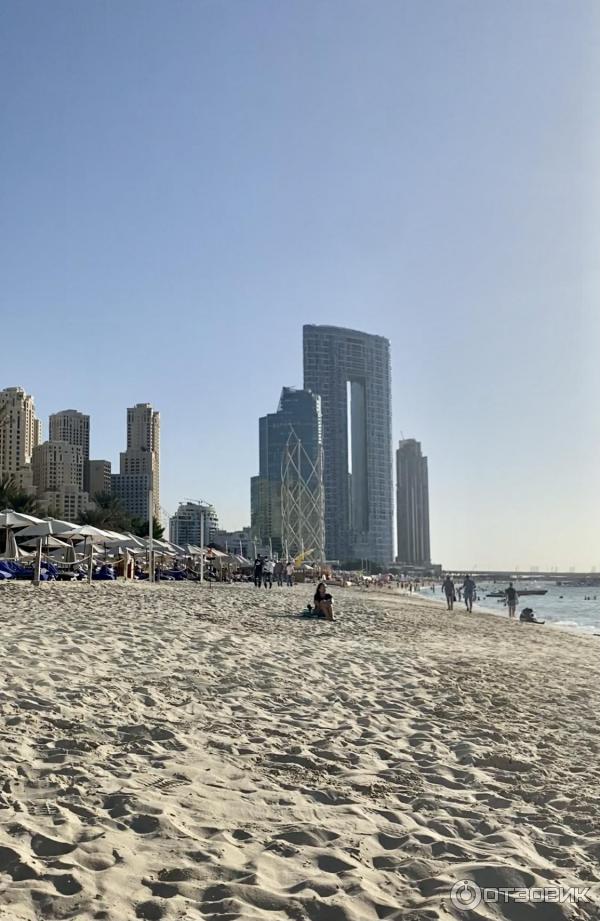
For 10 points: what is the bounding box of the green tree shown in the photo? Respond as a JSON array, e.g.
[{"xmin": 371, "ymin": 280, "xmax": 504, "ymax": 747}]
[
  {"xmin": 77, "ymin": 493, "xmax": 165, "ymax": 539},
  {"xmin": 0, "ymin": 476, "xmax": 42, "ymax": 516},
  {"xmin": 78, "ymin": 493, "xmax": 132, "ymax": 532},
  {"xmin": 131, "ymin": 516, "xmax": 164, "ymax": 540}
]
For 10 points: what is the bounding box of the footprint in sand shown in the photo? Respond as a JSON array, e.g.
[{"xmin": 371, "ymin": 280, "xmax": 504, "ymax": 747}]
[
  {"xmin": 129, "ymin": 814, "xmax": 161, "ymax": 834},
  {"xmin": 135, "ymin": 900, "xmax": 164, "ymax": 920},
  {"xmin": 316, "ymin": 853, "xmax": 356, "ymax": 874},
  {"xmin": 274, "ymin": 827, "xmax": 339, "ymax": 847},
  {"xmin": 143, "ymin": 878, "xmax": 179, "ymax": 898},
  {"xmin": 31, "ymin": 833, "xmax": 76, "ymax": 858}
]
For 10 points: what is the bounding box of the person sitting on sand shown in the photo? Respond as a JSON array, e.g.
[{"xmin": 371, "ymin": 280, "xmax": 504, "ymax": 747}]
[
  {"xmin": 313, "ymin": 581, "xmax": 335, "ymax": 621},
  {"xmin": 519, "ymin": 607, "xmax": 544, "ymax": 625}
]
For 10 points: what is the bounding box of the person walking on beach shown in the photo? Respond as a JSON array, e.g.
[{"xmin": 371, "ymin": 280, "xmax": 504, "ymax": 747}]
[
  {"xmin": 463, "ymin": 575, "xmax": 476, "ymax": 613},
  {"xmin": 253, "ymin": 556, "xmax": 263, "ymax": 588},
  {"xmin": 263, "ymin": 557, "xmax": 274, "ymax": 589},
  {"xmin": 442, "ymin": 575, "xmax": 455, "ymax": 611},
  {"xmin": 285, "ymin": 560, "xmax": 295, "ymax": 587},
  {"xmin": 505, "ymin": 582, "xmax": 518, "ymax": 619},
  {"xmin": 274, "ymin": 559, "xmax": 284, "ymax": 587}
]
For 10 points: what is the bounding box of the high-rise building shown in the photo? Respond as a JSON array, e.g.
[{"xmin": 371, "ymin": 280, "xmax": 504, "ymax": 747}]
[
  {"xmin": 169, "ymin": 501, "xmax": 219, "ymax": 547},
  {"xmin": 251, "ymin": 387, "xmax": 324, "ymax": 559},
  {"xmin": 33, "ymin": 441, "xmax": 83, "ymax": 491},
  {"xmin": 88, "ymin": 459, "xmax": 112, "ymax": 498},
  {"xmin": 396, "ymin": 439, "xmax": 431, "ymax": 566},
  {"xmin": 112, "ymin": 403, "xmax": 160, "ymax": 520},
  {"xmin": 32, "ymin": 440, "xmax": 91, "ymax": 520},
  {"xmin": 303, "ymin": 325, "xmax": 394, "ymax": 563},
  {"xmin": 0, "ymin": 387, "xmax": 41, "ymax": 480},
  {"xmin": 49, "ymin": 410, "xmax": 90, "ymax": 490}
]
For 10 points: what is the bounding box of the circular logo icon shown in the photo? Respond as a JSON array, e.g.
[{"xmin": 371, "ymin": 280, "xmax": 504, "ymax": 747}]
[{"xmin": 451, "ymin": 880, "xmax": 482, "ymax": 911}]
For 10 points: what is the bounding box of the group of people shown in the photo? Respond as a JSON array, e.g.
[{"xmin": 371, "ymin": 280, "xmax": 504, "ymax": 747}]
[
  {"xmin": 441, "ymin": 574, "xmax": 477, "ymax": 612},
  {"xmin": 253, "ymin": 556, "xmax": 295, "ymax": 589},
  {"xmin": 440, "ymin": 576, "xmax": 544, "ymax": 624}
]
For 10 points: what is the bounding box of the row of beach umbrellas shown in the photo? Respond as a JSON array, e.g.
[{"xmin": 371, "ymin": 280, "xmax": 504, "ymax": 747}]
[{"xmin": 0, "ymin": 510, "xmax": 252, "ymax": 568}]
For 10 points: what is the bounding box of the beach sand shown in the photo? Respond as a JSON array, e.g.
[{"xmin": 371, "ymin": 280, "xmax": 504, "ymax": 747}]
[{"xmin": 0, "ymin": 582, "xmax": 598, "ymax": 920}]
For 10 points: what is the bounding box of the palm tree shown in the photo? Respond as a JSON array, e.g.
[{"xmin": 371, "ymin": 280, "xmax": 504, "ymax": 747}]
[
  {"xmin": 131, "ymin": 516, "xmax": 165, "ymax": 540},
  {"xmin": 78, "ymin": 492, "xmax": 132, "ymax": 532},
  {"xmin": 0, "ymin": 476, "xmax": 42, "ymax": 516}
]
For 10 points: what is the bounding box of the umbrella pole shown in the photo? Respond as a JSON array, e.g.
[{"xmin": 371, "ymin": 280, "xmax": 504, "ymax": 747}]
[
  {"xmin": 87, "ymin": 537, "xmax": 93, "ymax": 584},
  {"xmin": 148, "ymin": 489, "xmax": 154, "ymax": 583},
  {"xmin": 200, "ymin": 514, "xmax": 204, "ymax": 583},
  {"xmin": 33, "ymin": 537, "xmax": 42, "ymax": 586}
]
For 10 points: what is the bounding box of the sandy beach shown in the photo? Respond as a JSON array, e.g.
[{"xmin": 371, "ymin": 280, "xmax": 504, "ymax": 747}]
[{"xmin": 0, "ymin": 582, "xmax": 598, "ymax": 921}]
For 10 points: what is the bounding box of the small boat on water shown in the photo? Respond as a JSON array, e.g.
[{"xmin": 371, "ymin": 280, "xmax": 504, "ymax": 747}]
[{"xmin": 486, "ymin": 589, "xmax": 548, "ymax": 598}]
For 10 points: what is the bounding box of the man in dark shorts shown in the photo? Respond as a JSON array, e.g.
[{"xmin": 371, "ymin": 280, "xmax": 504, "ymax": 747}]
[
  {"xmin": 253, "ymin": 556, "xmax": 263, "ymax": 588},
  {"xmin": 505, "ymin": 582, "xmax": 518, "ymax": 619},
  {"xmin": 442, "ymin": 575, "xmax": 455, "ymax": 611},
  {"xmin": 463, "ymin": 575, "xmax": 476, "ymax": 613}
]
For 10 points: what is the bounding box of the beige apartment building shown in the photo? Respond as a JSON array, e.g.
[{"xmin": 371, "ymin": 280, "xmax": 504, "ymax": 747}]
[
  {"xmin": 112, "ymin": 403, "xmax": 160, "ymax": 520},
  {"xmin": 49, "ymin": 409, "xmax": 90, "ymax": 490},
  {"xmin": 88, "ymin": 459, "xmax": 112, "ymax": 498},
  {"xmin": 32, "ymin": 440, "xmax": 91, "ymax": 520},
  {"xmin": 0, "ymin": 386, "xmax": 41, "ymax": 481}
]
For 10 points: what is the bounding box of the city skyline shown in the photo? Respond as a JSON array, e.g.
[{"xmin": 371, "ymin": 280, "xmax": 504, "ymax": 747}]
[{"xmin": 1, "ymin": 2, "xmax": 598, "ymax": 570}]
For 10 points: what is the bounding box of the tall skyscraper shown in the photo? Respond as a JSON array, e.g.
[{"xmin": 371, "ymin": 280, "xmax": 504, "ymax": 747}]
[
  {"xmin": 396, "ymin": 439, "xmax": 431, "ymax": 566},
  {"xmin": 111, "ymin": 403, "xmax": 160, "ymax": 520},
  {"xmin": 251, "ymin": 387, "xmax": 324, "ymax": 559},
  {"xmin": 88, "ymin": 459, "xmax": 112, "ymax": 498},
  {"xmin": 303, "ymin": 325, "xmax": 394, "ymax": 563},
  {"xmin": 49, "ymin": 410, "xmax": 90, "ymax": 490},
  {"xmin": 169, "ymin": 501, "xmax": 219, "ymax": 547},
  {"xmin": 0, "ymin": 387, "xmax": 41, "ymax": 479}
]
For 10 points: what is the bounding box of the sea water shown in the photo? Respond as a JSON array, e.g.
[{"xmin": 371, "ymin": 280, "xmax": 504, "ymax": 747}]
[{"xmin": 421, "ymin": 583, "xmax": 600, "ymax": 636}]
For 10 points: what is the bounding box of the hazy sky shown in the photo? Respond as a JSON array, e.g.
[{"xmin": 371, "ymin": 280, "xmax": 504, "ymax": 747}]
[{"xmin": 2, "ymin": 1, "xmax": 599, "ymax": 570}]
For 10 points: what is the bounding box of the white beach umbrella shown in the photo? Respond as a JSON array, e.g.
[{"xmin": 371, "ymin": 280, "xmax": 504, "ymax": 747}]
[
  {"xmin": 0, "ymin": 510, "xmax": 44, "ymax": 529},
  {"xmin": 60, "ymin": 525, "xmax": 114, "ymax": 541},
  {"xmin": 15, "ymin": 520, "xmax": 57, "ymax": 539},
  {"xmin": 17, "ymin": 518, "xmax": 78, "ymax": 539},
  {"xmin": 21, "ymin": 535, "xmax": 69, "ymax": 550},
  {"xmin": 124, "ymin": 533, "xmax": 146, "ymax": 548},
  {"xmin": 44, "ymin": 517, "xmax": 78, "ymax": 534}
]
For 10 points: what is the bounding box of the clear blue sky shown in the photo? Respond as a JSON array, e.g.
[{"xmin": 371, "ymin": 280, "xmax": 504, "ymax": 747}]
[{"xmin": 2, "ymin": 1, "xmax": 598, "ymax": 570}]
